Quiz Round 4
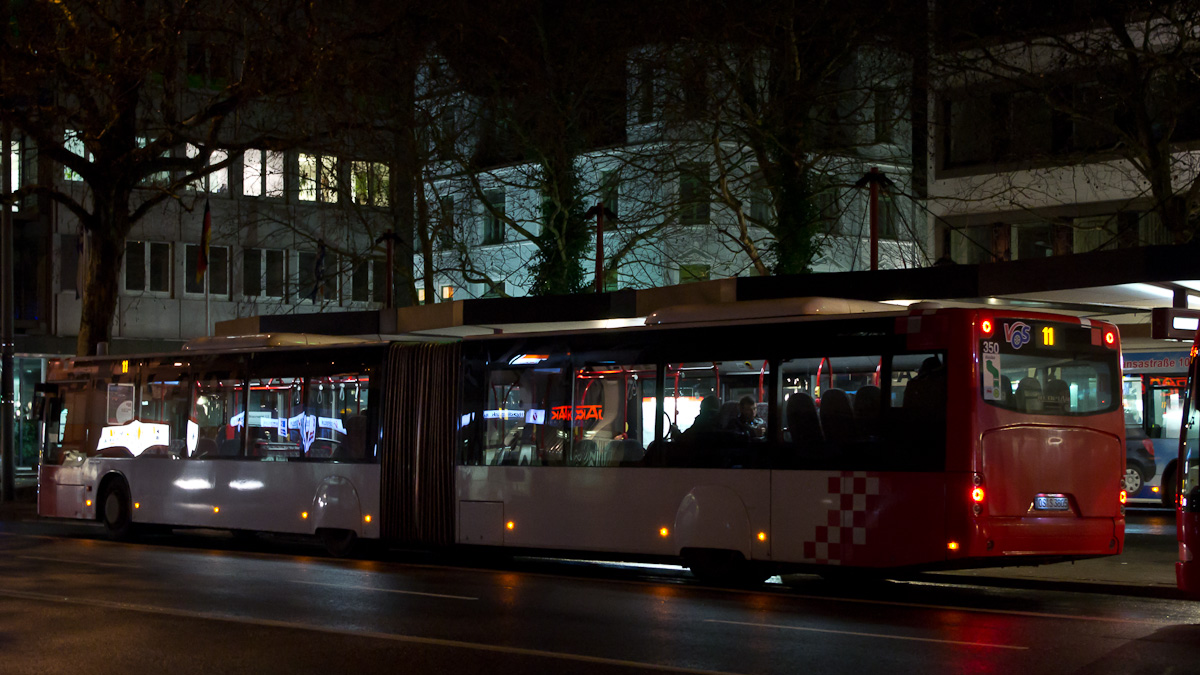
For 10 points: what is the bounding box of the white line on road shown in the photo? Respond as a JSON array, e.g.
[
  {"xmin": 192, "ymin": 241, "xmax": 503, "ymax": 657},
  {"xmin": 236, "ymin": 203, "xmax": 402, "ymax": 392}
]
[
  {"xmin": 17, "ymin": 555, "xmax": 142, "ymax": 569},
  {"xmin": 0, "ymin": 587, "xmax": 747, "ymax": 675},
  {"xmin": 292, "ymin": 579, "xmax": 477, "ymax": 600},
  {"xmin": 704, "ymin": 619, "xmax": 1028, "ymax": 650}
]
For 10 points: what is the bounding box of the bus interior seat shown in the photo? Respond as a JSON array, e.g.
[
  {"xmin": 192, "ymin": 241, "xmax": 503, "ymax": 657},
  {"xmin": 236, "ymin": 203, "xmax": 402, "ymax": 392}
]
[
  {"xmin": 853, "ymin": 385, "xmax": 882, "ymax": 439},
  {"xmin": 718, "ymin": 401, "xmax": 740, "ymax": 429},
  {"xmin": 785, "ymin": 392, "xmax": 822, "ymax": 448},
  {"xmin": 193, "ymin": 437, "xmax": 218, "ymax": 458},
  {"xmin": 819, "ymin": 389, "xmax": 855, "ymax": 445},
  {"xmin": 342, "ymin": 414, "xmax": 367, "ymax": 459},
  {"xmin": 574, "ymin": 439, "xmax": 600, "ymax": 466},
  {"xmin": 1043, "ymin": 379, "xmax": 1070, "ymax": 413},
  {"xmin": 1016, "ymin": 377, "xmax": 1043, "ymax": 413},
  {"xmin": 610, "ymin": 439, "xmax": 645, "ymax": 465}
]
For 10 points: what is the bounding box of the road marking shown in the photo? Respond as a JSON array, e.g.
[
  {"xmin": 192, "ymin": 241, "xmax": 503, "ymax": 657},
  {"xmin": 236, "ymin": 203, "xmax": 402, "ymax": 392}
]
[
  {"xmin": 705, "ymin": 619, "xmax": 1028, "ymax": 650},
  {"xmin": 17, "ymin": 555, "xmax": 142, "ymax": 569},
  {"xmin": 292, "ymin": 579, "xmax": 477, "ymax": 601},
  {"xmin": 0, "ymin": 587, "xmax": 746, "ymax": 675}
]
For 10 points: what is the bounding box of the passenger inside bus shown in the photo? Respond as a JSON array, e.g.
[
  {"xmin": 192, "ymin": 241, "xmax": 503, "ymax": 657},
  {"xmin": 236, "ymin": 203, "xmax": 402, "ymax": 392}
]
[
  {"xmin": 726, "ymin": 396, "xmax": 765, "ymax": 439},
  {"xmin": 683, "ymin": 395, "xmax": 722, "ymax": 436}
]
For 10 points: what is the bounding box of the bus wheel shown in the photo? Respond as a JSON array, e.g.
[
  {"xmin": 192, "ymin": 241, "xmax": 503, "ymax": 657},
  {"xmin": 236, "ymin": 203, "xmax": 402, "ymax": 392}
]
[
  {"xmin": 319, "ymin": 528, "xmax": 358, "ymax": 557},
  {"xmin": 1123, "ymin": 466, "xmax": 1145, "ymax": 494},
  {"xmin": 100, "ymin": 479, "xmax": 136, "ymax": 541},
  {"xmin": 1161, "ymin": 465, "xmax": 1177, "ymax": 508},
  {"xmin": 684, "ymin": 549, "xmax": 769, "ymax": 587}
]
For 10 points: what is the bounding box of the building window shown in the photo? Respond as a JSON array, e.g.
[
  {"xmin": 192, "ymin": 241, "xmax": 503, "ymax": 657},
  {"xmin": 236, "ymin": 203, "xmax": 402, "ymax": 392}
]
[
  {"xmin": 678, "ymin": 263, "xmax": 710, "ymax": 284},
  {"xmin": 63, "ymin": 130, "xmax": 90, "ymax": 182},
  {"xmin": 873, "ymin": 88, "xmax": 899, "ymax": 144},
  {"xmin": 186, "ymin": 39, "xmax": 231, "ymax": 90},
  {"xmin": 878, "ymin": 193, "xmax": 900, "ymax": 240},
  {"xmin": 298, "ymin": 249, "xmax": 338, "ymax": 303},
  {"xmin": 242, "ymin": 150, "xmax": 285, "ymax": 198},
  {"xmin": 441, "ymin": 285, "xmax": 455, "ymax": 300},
  {"xmin": 186, "ymin": 145, "xmax": 229, "ymax": 194},
  {"xmin": 243, "ymin": 248, "xmax": 285, "ymax": 298},
  {"xmin": 137, "ymin": 136, "xmax": 170, "ymax": 187},
  {"xmin": 125, "ymin": 241, "xmax": 172, "ymax": 293},
  {"xmin": 635, "ymin": 62, "xmax": 657, "ymax": 124},
  {"xmin": 299, "ymin": 153, "xmax": 339, "ymax": 203},
  {"xmin": 482, "ymin": 189, "xmax": 505, "ymax": 244},
  {"xmin": 749, "ymin": 169, "xmax": 770, "ymax": 225},
  {"xmin": 351, "ymin": 161, "xmax": 389, "ymax": 207},
  {"xmin": 600, "ymin": 170, "xmax": 620, "ymax": 220},
  {"xmin": 678, "ymin": 164, "xmax": 710, "ymax": 226},
  {"xmin": 436, "ymin": 195, "xmax": 458, "ymax": 249},
  {"xmin": 417, "ymin": 287, "xmax": 426, "ymax": 304},
  {"xmin": 60, "ymin": 233, "xmax": 81, "ymax": 295},
  {"xmin": 185, "ymin": 244, "xmax": 230, "ymax": 296},
  {"xmin": 352, "ymin": 259, "xmax": 387, "ymax": 303}
]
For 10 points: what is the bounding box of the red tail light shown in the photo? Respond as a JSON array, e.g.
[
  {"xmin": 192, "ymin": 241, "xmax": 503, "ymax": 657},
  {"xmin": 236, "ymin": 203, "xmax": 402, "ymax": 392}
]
[
  {"xmin": 971, "ymin": 487, "xmax": 985, "ymax": 503},
  {"xmin": 1104, "ymin": 330, "xmax": 1116, "ymax": 346},
  {"xmin": 980, "ymin": 319, "xmax": 994, "ymax": 336}
]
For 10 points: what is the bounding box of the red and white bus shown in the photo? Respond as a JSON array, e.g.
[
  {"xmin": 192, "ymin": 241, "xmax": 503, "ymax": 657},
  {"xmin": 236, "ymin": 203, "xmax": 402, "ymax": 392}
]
[
  {"xmin": 1174, "ymin": 340, "xmax": 1200, "ymax": 597},
  {"xmin": 36, "ymin": 300, "xmax": 1126, "ymax": 581}
]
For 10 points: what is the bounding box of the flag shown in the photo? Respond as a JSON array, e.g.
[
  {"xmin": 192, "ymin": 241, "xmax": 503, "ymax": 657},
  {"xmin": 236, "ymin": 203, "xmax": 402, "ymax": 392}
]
[{"xmin": 196, "ymin": 199, "xmax": 211, "ymax": 285}]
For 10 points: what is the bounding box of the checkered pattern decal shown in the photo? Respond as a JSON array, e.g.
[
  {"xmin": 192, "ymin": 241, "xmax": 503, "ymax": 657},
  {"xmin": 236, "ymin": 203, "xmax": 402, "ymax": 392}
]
[{"xmin": 803, "ymin": 472, "xmax": 880, "ymax": 565}]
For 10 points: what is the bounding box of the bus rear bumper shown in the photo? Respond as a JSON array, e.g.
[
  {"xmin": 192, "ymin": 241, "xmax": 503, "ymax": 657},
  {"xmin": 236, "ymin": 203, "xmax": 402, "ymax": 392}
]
[{"xmin": 977, "ymin": 517, "xmax": 1123, "ymax": 557}]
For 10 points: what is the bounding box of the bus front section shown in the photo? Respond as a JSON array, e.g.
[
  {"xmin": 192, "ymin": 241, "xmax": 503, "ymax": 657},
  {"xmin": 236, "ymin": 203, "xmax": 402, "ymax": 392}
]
[
  {"xmin": 956, "ymin": 314, "xmax": 1125, "ymax": 565},
  {"xmin": 1178, "ymin": 340, "xmax": 1200, "ymax": 597}
]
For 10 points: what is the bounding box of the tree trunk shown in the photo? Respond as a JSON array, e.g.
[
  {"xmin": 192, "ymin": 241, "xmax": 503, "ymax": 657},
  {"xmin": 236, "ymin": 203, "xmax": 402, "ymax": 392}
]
[{"xmin": 76, "ymin": 225, "xmax": 125, "ymax": 356}]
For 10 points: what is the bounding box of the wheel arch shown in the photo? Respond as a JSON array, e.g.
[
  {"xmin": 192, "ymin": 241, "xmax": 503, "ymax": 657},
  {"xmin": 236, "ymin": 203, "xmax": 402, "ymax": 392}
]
[
  {"xmin": 311, "ymin": 475, "xmax": 363, "ymax": 535},
  {"xmin": 673, "ymin": 485, "xmax": 753, "ymax": 558}
]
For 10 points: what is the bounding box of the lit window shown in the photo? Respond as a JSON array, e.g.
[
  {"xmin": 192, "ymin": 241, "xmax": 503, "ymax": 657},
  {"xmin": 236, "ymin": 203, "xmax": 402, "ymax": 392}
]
[
  {"xmin": 242, "ymin": 150, "xmax": 284, "ymax": 198},
  {"xmin": 351, "ymin": 161, "xmax": 390, "ymax": 207},
  {"xmin": 441, "ymin": 285, "xmax": 455, "ymax": 300},
  {"xmin": 63, "ymin": 130, "xmax": 91, "ymax": 182},
  {"xmin": 299, "ymin": 153, "xmax": 339, "ymax": 203},
  {"xmin": 186, "ymin": 144, "xmax": 229, "ymax": 194}
]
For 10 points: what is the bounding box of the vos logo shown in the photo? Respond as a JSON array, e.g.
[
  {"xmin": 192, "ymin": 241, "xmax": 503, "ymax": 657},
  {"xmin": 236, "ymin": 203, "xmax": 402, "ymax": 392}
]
[{"xmin": 1003, "ymin": 321, "xmax": 1032, "ymax": 349}]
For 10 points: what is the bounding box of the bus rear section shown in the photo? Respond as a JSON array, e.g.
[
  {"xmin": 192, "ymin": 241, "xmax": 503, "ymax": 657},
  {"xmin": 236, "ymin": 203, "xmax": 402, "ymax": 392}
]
[{"xmin": 957, "ymin": 314, "xmax": 1125, "ymax": 564}]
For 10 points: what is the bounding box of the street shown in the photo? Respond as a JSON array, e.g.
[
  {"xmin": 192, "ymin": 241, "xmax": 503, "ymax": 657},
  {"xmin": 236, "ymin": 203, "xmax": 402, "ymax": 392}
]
[{"xmin": 0, "ymin": 508, "xmax": 1195, "ymax": 674}]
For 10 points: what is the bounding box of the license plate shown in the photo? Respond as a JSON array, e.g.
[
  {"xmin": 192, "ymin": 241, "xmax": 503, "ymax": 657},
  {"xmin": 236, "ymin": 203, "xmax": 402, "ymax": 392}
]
[{"xmin": 1034, "ymin": 495, "xmax": 1069, "ymax": 511}]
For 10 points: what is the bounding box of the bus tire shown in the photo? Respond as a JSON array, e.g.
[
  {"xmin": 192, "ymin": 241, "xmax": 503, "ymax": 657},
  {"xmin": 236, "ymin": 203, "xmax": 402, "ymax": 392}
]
[
  {"xmin": 319, "ymin": 528, "xmax": 358, "ymax": 557},
  {"xmin": 1124, "ymin": 464, "xmax": 1145, "ymax": 494},
  {"xmin": 683, "ymin": 549, "xmax": 769, "ymax": 587},
  {"xmin": 1161, "ymin": 463, "xmax": 1177, "ymax": 508},
  {"xmin": 99, "ymin": 478, "xmax": 137, "ymax": 541}
]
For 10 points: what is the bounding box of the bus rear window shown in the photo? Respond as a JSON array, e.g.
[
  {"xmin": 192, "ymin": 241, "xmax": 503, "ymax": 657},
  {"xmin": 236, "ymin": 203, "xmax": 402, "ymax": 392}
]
[{"xmin": 981, "ymin": 349, "xmax": 1117, "ymax": 414}]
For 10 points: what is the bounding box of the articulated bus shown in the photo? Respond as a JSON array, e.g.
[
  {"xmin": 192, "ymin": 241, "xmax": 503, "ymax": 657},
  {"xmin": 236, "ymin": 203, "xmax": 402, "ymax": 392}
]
[{"xmin": 36, "ymin": 301, "xmax": 1126, "ymax": 581}]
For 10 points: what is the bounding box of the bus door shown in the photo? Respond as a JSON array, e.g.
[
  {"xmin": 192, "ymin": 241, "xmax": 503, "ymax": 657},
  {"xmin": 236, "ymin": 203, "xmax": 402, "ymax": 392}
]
[{"xmin": 1178, "ymin": 343, "xmax": 1200, "ymax": 597}]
